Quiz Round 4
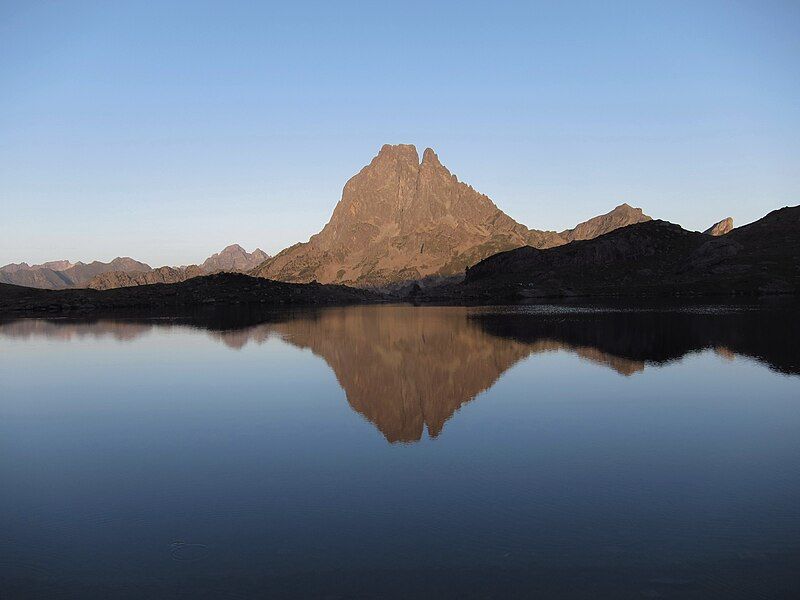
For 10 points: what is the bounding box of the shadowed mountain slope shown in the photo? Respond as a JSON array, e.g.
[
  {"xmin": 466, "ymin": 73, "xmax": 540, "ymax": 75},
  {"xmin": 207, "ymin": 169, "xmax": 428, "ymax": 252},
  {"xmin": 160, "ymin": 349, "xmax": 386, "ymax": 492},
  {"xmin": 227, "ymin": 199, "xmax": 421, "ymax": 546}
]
[{"xmin": 418, "ymin": 206, "xmax": 800, "ymax": 302}]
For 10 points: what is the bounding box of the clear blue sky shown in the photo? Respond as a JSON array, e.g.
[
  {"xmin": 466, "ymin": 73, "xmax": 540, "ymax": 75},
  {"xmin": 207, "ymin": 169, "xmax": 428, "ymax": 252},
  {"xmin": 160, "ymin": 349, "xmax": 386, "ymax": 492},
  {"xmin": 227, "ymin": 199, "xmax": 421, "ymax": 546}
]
[{"xmin": 1, "ymin": 0, "xmax": 798, "ymax": 266}]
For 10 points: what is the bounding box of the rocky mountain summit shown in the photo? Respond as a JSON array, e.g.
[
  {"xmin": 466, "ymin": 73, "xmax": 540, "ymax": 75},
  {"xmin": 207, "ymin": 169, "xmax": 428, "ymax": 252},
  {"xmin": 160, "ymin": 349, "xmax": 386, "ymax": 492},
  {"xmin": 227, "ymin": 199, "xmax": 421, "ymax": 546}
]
[
  {"xmin": 201, "ymin": 244, "xmax": 268, "ymax": 273},
  {"xmin": 252, "ymin": 144, "xmax": 650, "ymax": 287},
  {"xmin": 558, "ymin": 203, "xmax": 650, "ymax": 242},
  {"xmin": 704, "ymin": 217, "xmax": 734, "ymax": 236}
]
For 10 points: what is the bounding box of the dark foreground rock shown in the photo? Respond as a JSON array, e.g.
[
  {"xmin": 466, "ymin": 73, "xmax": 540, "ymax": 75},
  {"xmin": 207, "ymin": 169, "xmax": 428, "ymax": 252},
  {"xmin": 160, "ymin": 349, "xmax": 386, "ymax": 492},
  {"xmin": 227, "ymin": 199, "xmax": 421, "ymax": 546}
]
[{"xmin": 0, "ymin": 273, "xmax": 381, "ymax": 314}]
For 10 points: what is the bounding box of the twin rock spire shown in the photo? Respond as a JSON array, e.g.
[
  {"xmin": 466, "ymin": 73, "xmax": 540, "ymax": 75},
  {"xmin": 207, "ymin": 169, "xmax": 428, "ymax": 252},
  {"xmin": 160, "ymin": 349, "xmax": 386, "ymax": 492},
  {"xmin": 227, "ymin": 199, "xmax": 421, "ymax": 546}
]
[{"xmin": 251, "ymin": 144, "xmax": 652, "ymax": 288}]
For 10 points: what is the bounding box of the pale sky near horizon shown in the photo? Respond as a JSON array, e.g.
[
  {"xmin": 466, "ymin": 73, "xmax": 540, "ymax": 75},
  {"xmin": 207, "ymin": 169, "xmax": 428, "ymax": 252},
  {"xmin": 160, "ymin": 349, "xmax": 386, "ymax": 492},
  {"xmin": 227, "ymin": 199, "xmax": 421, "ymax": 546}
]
[{"xmin": 1, "ymin": 0, "xmax": 799, "ymax": 266}]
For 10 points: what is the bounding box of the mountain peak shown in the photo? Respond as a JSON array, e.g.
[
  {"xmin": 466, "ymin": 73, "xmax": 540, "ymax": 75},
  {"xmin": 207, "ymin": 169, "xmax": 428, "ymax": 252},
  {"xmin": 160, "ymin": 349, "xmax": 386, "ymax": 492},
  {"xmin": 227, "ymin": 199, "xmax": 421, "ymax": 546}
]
[
  {"xmin": 376, "ymin": 143, "xmax": 419, "ymax": 164},
  {"xmin": 109, "ymin": 257, "xmax": 151, "ymax": 270},
  {"xmin": 559, "ymin": 204, "xmax": 651, "ymax": 243},
  {"xmin": 609, "ymin": 203, "xmax": 645, "ymax": 216},
  {"xmin": 253, "ymin": 146, "xmax": 662, "ymax": 288},
  {"xmin": 421, "ymin": 147, "xmax": 442, "ymax": 167},
  {"xmin": 256, "ymin": 145, "xmax": 538, "ymax": 287},
  {"xmin": 201, "ymin": 244, "xmax": 269, "ymax": 273}
]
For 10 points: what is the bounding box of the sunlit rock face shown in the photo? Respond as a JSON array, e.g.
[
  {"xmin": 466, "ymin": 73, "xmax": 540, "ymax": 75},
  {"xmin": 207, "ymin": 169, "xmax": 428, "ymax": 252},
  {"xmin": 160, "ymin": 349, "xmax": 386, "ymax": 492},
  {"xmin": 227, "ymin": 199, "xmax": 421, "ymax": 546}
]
[
  {"xmin": 252, "ymin": 144, "xmax": 649, "ymax": 288},
  {"xmin": 253, "ymin": 145, "xmax": 540, "ymax": 288}
]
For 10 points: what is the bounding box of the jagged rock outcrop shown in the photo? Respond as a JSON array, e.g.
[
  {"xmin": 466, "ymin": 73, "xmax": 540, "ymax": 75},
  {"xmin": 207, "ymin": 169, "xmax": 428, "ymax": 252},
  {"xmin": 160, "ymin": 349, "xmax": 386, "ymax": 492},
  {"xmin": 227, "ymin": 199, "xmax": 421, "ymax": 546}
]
[
  {"xmin": 252, "ymin": 145, "xmax": 536, "ymax": 287},
  {"xmin": 252, "ymin": 144, "xmax": 651, "ymax": 288},
  {"xmin": 704, "ymin": 217, "xmax": 734, "ymax": 236}
]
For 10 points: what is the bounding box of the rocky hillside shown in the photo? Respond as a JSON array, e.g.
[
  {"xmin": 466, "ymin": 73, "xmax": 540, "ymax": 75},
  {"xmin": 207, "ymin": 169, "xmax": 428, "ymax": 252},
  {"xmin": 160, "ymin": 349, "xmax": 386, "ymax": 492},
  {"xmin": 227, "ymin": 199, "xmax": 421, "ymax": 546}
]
[
  {"xmin": 252, "ymin": 144, "xmax": 650, "ymax": 288},
  {"xmin": 418, "ymin": 205, "xmax": 800, "ymax": 301}
]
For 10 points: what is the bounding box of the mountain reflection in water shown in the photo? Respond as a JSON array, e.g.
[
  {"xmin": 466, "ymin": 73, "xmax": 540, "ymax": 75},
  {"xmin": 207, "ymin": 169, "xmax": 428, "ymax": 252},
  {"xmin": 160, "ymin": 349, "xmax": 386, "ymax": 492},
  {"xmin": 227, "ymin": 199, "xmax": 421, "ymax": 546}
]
[{"xmin": 2, "ymin": 303, "xmax": 798, "ymax": 444}]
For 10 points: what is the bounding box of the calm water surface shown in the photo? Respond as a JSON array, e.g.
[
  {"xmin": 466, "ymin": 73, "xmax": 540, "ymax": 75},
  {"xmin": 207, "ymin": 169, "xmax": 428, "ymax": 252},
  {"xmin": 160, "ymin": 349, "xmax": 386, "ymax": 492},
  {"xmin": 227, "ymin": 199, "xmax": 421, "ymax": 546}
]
[{"xmin": 1, "ymin": 305, "xmax": 799, "ymax": 599}]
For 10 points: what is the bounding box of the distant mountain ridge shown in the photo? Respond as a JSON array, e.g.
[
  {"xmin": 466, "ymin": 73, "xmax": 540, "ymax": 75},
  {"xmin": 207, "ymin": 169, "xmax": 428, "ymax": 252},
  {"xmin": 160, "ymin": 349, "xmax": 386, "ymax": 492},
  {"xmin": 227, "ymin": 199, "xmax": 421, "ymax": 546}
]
[
  {"xmin": 1, "ymin": 260, "xmax": 74, "ymax": 273},
  {"xmin": 87, "ymin": 244, "xmax": 270, "ymax": 290},
  {"xmin": 0, "ymin": 245, "xmax": 269, "ymax": 290},
  {"xmin": 0, "ymin": 257, "xmax": 150, "ymax": 289}
]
